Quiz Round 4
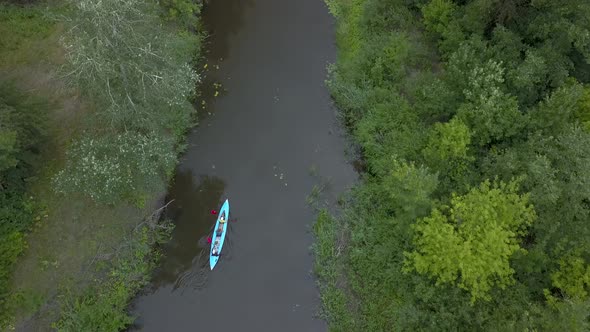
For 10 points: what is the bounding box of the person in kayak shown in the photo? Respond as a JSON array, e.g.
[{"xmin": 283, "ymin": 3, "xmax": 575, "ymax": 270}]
[
  {"xmin": 212, "ymin": 239, "xmax": 220, "ymax": 256},
  {"xmin": 216, "ymin": 223, "xmax": 224, "ymax": 237}
]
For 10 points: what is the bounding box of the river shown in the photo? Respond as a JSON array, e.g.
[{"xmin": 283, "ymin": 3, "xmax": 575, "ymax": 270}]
[{"xmin": 131, "ymin": 0, "xmax": 356, "ymax": 330}]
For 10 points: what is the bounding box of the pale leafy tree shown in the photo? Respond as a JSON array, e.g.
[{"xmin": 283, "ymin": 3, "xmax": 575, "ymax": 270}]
[
  {"xmin": 56, "ymin": 0, "xmax": 198, "ymax": 203},
  {"xmin": 456, "ymin": 59, "xmax": 525, "ymax": 146},
  {"xmin": 405, "ymin": 180, "xmax": 536, "ymax": 302},
  {"xmin": 61, "ymin": 0, "xmax": 198, "ymax": 133}
]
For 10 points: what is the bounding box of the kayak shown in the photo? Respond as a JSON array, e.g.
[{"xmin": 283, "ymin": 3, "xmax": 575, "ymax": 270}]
[{"xmin": 209, "ymin": 199, "xmax": 230, "ymax": 270}]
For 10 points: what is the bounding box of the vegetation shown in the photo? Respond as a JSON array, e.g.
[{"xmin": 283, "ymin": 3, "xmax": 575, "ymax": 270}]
[
  {"xmin": 0, "ymin": 4, "xmax": 56, "ymax": 327},
  {"xmin": 53, "ymin": 220, "xmax": 173, "ymax": 331},
  {"xmin": 0, "ymin": 80, "xmax": 50, "ymax": 328},
  {"xmin": 55, "ymin": 0, "xmax": 199, "ymax": 204},
  {"xmin": 313, "ymin": 210, "xmax": 355, "ymax": 331},
  {"xmin": 0, "ymin": 0, "xmax": 203, "ymax": 329},
  {"xmin": 318, "ymin": 0, "xmax": 590, "ymax": 330}
]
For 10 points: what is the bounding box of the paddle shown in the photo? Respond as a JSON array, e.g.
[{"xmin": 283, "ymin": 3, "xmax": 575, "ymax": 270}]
[{"xmin": 211, "ymin": 208, "xmax": 237, "ymax": 222}]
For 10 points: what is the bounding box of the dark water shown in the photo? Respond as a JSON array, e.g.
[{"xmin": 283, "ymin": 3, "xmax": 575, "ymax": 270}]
[{"xmin": 130, "ymin": 0, "xmax": 356, "ymax": 330}]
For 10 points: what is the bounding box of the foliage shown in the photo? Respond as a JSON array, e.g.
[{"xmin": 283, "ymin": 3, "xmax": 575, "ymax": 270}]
[
  {"xmin": 0, "ymin": 82, "xmax": 48, "ymax": 181},
  {"xmin": 320, "ymin": 0, "xmax": 590, "ymax": 329},
  {"xmin": 0, "ymin": 81, "xmax": 48, "ymax": 328},
  {"xmin": 57, "ymin": 0, "xmax": 201, "ymax": 205},
  {"xmin": 0, "ymin": 4, "xmax": 54, "ymax": 67},
  {"xmin": 312, "ymin": 210, "xmax": 356, "ymax": 331},
  {"xmin": 405, "ymin": 180, "xmax": 535, "ymax": 302},
  {"xmin": 575, "ymin": 86, "xmax": 590, "ymax": 131},
  {"xmin": 551, "ymin": 254, "xmax": 590, "ymax": 300},
  {"xmin": 0, "ymin": 0, "xmax": 202, "ymax": 329},
  {"xmin": 421, "ymin": 0, "xmax": 456, "ymax": 36},
  {"xmin": 54, "ymin": 132, "xmax": 177, "ymax": 204},
  {"xmin": 159, "ymin": 0, "xmax": 202, "ymax": 29},
  {"xmin": 53, "ymin": 223, "xmax": 172, "ymax": 332},
  {"xmin": 61, "ymin": 0, "xmax": 199, "ymax": 135}
]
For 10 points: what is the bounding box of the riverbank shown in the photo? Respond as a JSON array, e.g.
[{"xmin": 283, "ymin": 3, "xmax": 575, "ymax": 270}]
[
  {"xmin": 317, "ymin": 0, "xmax": 590, "ymax": 330},
  {"xmin": 0, "ymin": 1, "xmax": 204, "ymax": 330}
]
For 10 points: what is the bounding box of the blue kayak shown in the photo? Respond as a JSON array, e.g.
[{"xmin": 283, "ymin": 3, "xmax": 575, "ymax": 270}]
[{"xmin": 210, "ymin": 199, "xmax": 230, "ymax": 270}]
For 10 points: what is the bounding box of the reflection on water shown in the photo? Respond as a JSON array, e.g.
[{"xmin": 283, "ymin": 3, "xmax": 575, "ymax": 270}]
[
  {"xmin": 144, "ymin": 170, "xmax": 229, "ymax": 292},
  {"xmin": 203, "ymin": 0, "xmax": 256, "ymax": 60},
  {"xmin": 197, "ymin": 0, "xmax": 256, "ymax": 120}
]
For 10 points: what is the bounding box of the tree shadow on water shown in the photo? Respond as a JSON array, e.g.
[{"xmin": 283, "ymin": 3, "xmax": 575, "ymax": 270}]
[
  {"xmin": 202, "ymin": 0, "xmax": 256, "ymax": 61},
  {"xmin": 144, "ymin": 170, "xmax": 227, "ymax": 292}
]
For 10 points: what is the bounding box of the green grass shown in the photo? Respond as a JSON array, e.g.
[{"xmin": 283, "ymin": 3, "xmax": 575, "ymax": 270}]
[
  {"xmin": 0, "ymin": 4, "xmax": 57, "ymax": 68},
  {"xmin": 10, "ymin": 184, "xmax": 161, "ymax": 329},
  {"xmin": 52, "ymin": 221, "xmax": 172, "ymax": 331},
  {"xmin": 313, "ymin": 210, "xmax": 356, "ymax": 331}
]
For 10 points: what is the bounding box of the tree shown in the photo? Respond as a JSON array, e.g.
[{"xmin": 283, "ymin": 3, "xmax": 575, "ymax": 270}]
[
  {"xmin": 456, "ymin": 59, "xmax": 525, "ymax": 146},
  {"xmin": 355, "ymin": 95, "xmax": 426, "ymax": 175},
  {"xmin": 423, "ymin": 118, "xmax": 472, "ymax": 163},
  {"xmin": 575, "ymin": 86, "xmax": 590, "ymax": 131},
  {"xmin": 528, "ymin": 80, "xmax": 584, "ymax": 135},
  {"xmin": 421, "ymin": 0, "xmax": 457, "ymax": 37},
  {"xmin": 0, "ymin": 127, "xmax": 17, "ymax": 176},
  {"xmin": 481, "ymin": 125, "xmax": 590, "ymax": 259},
  {"xmin": 61, "ymin": 0, "xmax": 198, "ymax": 134},
  {"xmin": 524, "ymin": 0, "xmax": 590, "ymax": 64},
  {"xmin": 551, "ymin": 254, "xmax": 590, "ymax": 300},
  {"xmin": 0, "ymin": 82, "xmax": 47, "ymax": 185},
  {"xmin": 405, "ymin": 180, "xmax": 536, "ymax": 302},
  {"xmin": 422, "ymin": 118, "xmax": 474, "ymax": 194}
]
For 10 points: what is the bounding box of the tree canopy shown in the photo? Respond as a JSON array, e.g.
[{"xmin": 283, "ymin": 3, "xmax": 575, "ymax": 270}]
[{"xmin": 320, "ymin": 0, "xmax": 590, "ymax": 329}]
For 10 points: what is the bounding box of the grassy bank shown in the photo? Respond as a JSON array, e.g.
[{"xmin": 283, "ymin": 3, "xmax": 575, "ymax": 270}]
[
  {"xmin": 0, "ymin": 0, "xmax": 203, "ymax": 330},
  {"xmin": 312, "ymin": 210, "xmax": 355, "ymax": 331},
  {"xmin": 317, "ymin": 0, "xmax": 590, "ymax": 330}
]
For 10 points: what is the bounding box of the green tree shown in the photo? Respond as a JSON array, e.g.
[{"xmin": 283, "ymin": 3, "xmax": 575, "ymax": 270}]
[
  {"xmin": 355, "ymin": 96, "xmax": 426, "ymax": 175},
  {"xmin": 405, "ymin": 180, "xmax": 536, "ymax": 302},
  {"xmin": 482, "ymin": 125, "xmax": 590, "ymax": 258},
  {"xmin": 0, "ymin": 82, "xmax": 47, "ymax": 179},
  {"xmin": 423, "ymin": 118, "xmax": 472, "ymax": 163},
  {"xmin": 575, "ymin": 86, "xmax": 590, "ymax": 131},
  {"xmin": 457, "ymin": 59, "xmax": 525, "ymax": 146},
  {"xmin": 159, "ymin": 0, "xmax": 201, "ymax": 29},
  {"xmin": 0, "ymin": 128, "xmax": 17, "ymax": 176},
  {"xmin": 528, "ymin": 80, "xmax": 584, "ymax": 135},
  {"xmin": 525, "ymin": 0, "xmax": 590, "ymax": 63},
  {"xmin": 421, "ymin": 0, "xmax": 456, "ymax": 36},
  {"xmin": 537, "ymin": 298, "xmax": 590, "ymax": 332},
  {"xmin": 551, "ymin": 254, "xmax": 590, "ymax": 300}
]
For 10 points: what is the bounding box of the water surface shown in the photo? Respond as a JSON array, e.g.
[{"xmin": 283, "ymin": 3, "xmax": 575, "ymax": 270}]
[{"xmin": 131, "ymin": 0, "xmax": 356, "ymax": 330}]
